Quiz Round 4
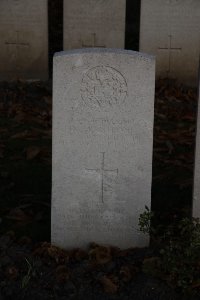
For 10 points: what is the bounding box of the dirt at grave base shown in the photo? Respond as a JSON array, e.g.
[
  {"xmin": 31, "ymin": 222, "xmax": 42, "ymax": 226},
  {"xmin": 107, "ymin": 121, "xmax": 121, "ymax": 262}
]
[{"xmin": 1, "ymin": 231, "xmax": 198, "ymax": 300}]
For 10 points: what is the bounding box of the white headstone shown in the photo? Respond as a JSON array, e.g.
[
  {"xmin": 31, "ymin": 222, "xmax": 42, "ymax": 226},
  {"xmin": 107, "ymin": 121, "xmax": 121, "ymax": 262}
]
[
  {"xmin": 52, "ymin": 49, "xmax": 155, "ymax": 249},
  {"xmin": 193, "ymin": 65, "xmax": 200, "ymax": 217},
  {"xmin": 140, "ymin": 0, "xmax": 200, "ymax": 86},
  {"xmin": 63, "ymin": 0, "xmax": 126, "ymax": 50},
  {"xmin": 0, "ymin": 0, "xmax": 48, "ymax": 81}
]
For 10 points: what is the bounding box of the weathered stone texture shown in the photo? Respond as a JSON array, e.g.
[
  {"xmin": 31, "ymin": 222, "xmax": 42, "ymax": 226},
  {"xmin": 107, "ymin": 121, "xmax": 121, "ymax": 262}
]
[
  {"xmin": 63, "ymin": 0, "xmax": 126, "ymax": 50},
  {"xmin": 140, "ymin": 0, "xmax": 200, "ymax": 86},
  {"xmin": 193, "ymin": 68, "xmax": 200, "ymax": 217},
  {"xmin": 52, "ymin": 49, "xmax": 155, "ymax": 249},
  {"xmin": 0, "ymin": 0, "xmax": 48, "ymax": 80}
]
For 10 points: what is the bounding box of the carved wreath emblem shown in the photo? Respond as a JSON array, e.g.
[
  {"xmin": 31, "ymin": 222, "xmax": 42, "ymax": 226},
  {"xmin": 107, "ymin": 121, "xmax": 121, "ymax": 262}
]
[{"xmin": 81, "ymin": 66, "xmax": 127, "ymax": 109}]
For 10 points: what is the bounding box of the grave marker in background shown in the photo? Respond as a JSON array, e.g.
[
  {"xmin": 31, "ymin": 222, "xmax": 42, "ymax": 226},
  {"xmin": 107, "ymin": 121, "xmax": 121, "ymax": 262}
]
[
  {"xmin": 193, "ymin": 65, "xmax": 200, "ymax": 217},
  {"xmin": 63, "ymin": 0, "xmax": 126, "ymax": 50},
  {"xmin": 140, "ymin": 0, "xmax": 200, "ymax": 86},
  {"xmin": 52, "ymin": 49, "xmax": 155, "ymax": 249},
  {"xmin": 0, "ymin": 0, "xmax": 48, "ymax": 80}
]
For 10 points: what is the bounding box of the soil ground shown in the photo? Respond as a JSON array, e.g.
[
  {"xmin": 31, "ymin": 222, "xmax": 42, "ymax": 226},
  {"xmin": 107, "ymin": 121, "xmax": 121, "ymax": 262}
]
[{"xmin": 0, "ymin": 80, "xmax": 198, "ymax": 299}]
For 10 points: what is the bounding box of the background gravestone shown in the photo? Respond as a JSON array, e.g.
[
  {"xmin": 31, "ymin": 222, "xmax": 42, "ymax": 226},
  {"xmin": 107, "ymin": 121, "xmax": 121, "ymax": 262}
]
[
  {"xmin": 0, "ymin": 0, "xmax": 48, "ymax": 81},
  {"xmin": 139, "ymin": 0, "xmax": 200, "ymax": 86},
  {"xmin": 193, "ymin": 66, "xmax": 200, "ymax": 217},
  {"xmin": 63, "ymin": 0, "xmax": 126, "ymax": 50},
  {"xmin": 52, "ymin": 49, "xmax": 155, "ymax": 249}
]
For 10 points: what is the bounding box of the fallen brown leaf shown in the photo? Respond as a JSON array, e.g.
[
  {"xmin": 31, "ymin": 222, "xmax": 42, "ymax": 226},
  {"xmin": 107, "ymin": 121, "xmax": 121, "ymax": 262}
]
[
  {"xmin": 142, "ymin": 257, "xmax": 161, "ymax": 276},
  {"xmin": 100, "ymin": 276, "xmax": 118, "ymax": 294},
  {"xmin": 6, "ymin": 208, "xmax": 31, "ymax": 223},
  {"xmin": 0, "ymin": 150, "xmax": 4, "ymax": 158},
  {"xmin": 11, "ymin": 130, "xmax": 29, "ymax": 139},
  {"xmin": 70, "ymin": 248, "xmax": 88, "ymax": 261},
  {"xmin": 89, "ymin": 245, "xmax": 112, "ymax": 265},
  {"xmin": 14, "ymin": 111, "xmax": 27, "ymax": 122},
  {"xmin": 120, "ymin": 265, "xmax": 133, "ymax": 282},
  {"xmin": 55, "ymin": 265, "xmax": 70, "ymax": 283},
  {"xmin": 192, "ymin": 280, "xmax": 200, "ymax": 289},
  {"xmin": 26, "ymin": 146, "xmax": 41, "ymax": 160},
  {"xmin": 34, "ymin": 242, "xmax": 69, "ymax": 264},
  {"xmin": 5, "ymin": 266, "xmax": 18, "ymax": 280}
]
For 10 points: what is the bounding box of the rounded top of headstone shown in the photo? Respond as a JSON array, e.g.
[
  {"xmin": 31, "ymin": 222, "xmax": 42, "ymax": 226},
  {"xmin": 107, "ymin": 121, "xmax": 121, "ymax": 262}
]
[
  {"xmin": 164, "ymin": 0, "xmax": 192, "ymax": 4},
  {"xmin": 54, "ymin": 48, "xmax": 155, "ymax": 62}
]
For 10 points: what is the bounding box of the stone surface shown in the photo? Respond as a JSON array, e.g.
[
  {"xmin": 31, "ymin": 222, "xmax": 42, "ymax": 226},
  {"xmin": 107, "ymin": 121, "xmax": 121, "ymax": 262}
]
[
  {"xmin": 63, "ymin": 0, "xmax": 126, "ymax": 50},
  {"xmin": 0, "ymin": 0, "xmax": 48, "ymax": 81},
  {"xmin": 139, "ymin": 0, "xmax": 200, "ymax": 86},
  {"xmin": 193, "ymin": 67, "xmax": 200, "ymax": 217},
  {"xmin": 52, "ymin": 49, "xmax": 155, "ymax": 249}
]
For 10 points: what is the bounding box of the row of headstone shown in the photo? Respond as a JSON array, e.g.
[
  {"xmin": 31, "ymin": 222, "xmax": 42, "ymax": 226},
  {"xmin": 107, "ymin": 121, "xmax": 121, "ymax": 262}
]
[
  {"xmin": 0, "ymin": 0, "xmax": 126, "ymax": 81},
  {"xmin": 0, "ymin": 0, "xmax": 199, "ymax": 85}
]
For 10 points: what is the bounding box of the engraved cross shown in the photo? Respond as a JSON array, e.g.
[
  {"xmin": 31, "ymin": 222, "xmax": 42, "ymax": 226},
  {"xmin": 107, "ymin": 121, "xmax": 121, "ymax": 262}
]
[
  {"xmin": 5, "ymin": 31, "xmax": 29, "ymax": 70},
  {"xmin": 86, "ymin": 152, "xmax": 118, "ymax": 203},
  {"xmin": 82, "ymin": 33, "xmax": 105, "ymax": 48},
  {"xmin": 158, "ymin": 34, "xmax": 182, "ymax": 75}
]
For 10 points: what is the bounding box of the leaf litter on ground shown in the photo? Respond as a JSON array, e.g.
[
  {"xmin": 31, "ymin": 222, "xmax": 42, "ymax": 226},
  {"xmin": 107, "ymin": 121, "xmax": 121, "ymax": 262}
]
[{"xmin": 0, "ymin": 79, "xmax": 198, "ymax": 299}]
